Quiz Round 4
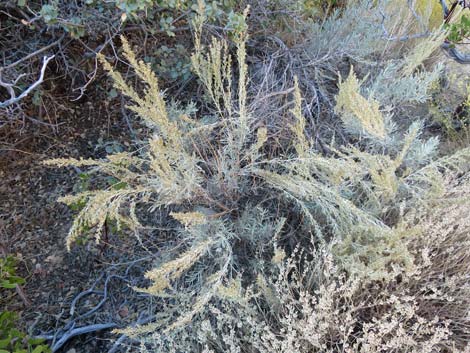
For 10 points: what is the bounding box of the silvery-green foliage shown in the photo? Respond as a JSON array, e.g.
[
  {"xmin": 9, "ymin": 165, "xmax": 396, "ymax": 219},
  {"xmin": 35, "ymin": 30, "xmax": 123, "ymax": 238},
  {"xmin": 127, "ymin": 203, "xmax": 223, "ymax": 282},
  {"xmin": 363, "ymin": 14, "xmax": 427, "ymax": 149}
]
[
  {"xmin": 401, "ymin": 122, "xmax": 440, "ymax": 169},
  {"xmin": 303, "ymin": 1, "xmax": 385, "ymax": 66},
  {"xmin": 367, "ymin": 63, "xmax": 443, "ymax": 107}
]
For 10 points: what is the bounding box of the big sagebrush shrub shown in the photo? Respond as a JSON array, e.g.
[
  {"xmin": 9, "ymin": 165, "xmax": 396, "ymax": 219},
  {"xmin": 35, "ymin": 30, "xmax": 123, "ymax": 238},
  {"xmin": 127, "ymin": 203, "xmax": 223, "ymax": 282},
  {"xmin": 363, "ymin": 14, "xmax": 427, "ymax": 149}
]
[{"xmin": 46, "ymin": 0, "xmax": 470, "ymax": 351}]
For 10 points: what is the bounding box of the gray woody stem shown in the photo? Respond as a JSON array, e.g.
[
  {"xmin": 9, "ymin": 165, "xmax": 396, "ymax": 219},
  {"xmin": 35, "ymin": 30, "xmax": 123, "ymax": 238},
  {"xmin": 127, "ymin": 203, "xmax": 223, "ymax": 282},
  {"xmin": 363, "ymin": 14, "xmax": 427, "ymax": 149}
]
[{"xmin": 0, "ymin": 55, "xmax": 55, "ymax": 108}]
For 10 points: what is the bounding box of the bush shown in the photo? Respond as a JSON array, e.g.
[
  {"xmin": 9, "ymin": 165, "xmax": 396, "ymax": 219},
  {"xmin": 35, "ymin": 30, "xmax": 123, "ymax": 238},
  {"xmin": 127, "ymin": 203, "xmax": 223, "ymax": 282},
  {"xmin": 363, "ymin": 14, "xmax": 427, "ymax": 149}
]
[
  {"xmin": 16, "ymin": 0, "xmax": 237, "ymax": 38},
  {"xmin": 45, "ymin": 0, "xmax": 470, "ymax": 352},
  {"xmin": 0, "ymin": 256, "xmax": 51, "ymax": 353}
]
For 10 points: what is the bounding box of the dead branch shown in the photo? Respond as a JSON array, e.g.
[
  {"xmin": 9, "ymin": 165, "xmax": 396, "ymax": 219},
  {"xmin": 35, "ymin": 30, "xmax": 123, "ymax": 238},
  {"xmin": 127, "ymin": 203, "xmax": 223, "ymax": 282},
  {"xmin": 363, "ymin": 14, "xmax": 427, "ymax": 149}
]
[
  {"xmin": 1, "ymin": 35, "xmax": 63, "ymax": 71},
  {"xmin": 0, "ymin": 55, "xmax": 55, "ymax": 108},
  {"xmin": 38, "ymin": 323, "xmax": 118, "ymax": 352},
  {"xmin": 442, "ymin": 42, "xmax": 470, "ymax": 63}
]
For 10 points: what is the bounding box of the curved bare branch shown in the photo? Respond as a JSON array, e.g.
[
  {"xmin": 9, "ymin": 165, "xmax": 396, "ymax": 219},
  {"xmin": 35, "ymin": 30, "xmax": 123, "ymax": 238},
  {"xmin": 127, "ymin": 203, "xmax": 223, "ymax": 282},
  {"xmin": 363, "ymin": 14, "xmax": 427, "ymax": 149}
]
[{"xmin": 0, "ymin": 55, "xmax": 55, "ymax": 108}]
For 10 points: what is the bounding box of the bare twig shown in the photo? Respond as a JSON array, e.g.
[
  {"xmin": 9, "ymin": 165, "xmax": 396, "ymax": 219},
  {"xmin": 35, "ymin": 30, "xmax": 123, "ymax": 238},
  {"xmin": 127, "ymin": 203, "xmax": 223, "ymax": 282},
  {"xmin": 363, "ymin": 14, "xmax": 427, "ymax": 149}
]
[
  {"xmin": 378, "ymin": 3, "xmax": 430, "ymax": 42},
  {"xmin": 73, "ymin": 274, "xmax": 129, "ymax": 322},
  {"xmin": 69, "ymin": 273, "xmax": 105, "ymax": 316},
  {"xmin": 0, "ymin": 55, "xmax": 55, "ymax": 108},
  {"xmin": 38, "ymin": 323, "xmax": 118, "ymax": 352},
  {"xmin": 1, "ymin": 35, "xmax": 63, "ymax": 70},
  {"xmin": 71, "ymin": 28, "xmax": 121, "ymax": 101},
  {"xmin": 36, "ymin": 260, "xmax": 152, "ymax": 352},
  {"xmin": 441, "ymin": 0, "xmax": 450, "ymax": 16},
  {"xmin": 443, "ymin": 42, "xmax": 470, "ymax": 63}
]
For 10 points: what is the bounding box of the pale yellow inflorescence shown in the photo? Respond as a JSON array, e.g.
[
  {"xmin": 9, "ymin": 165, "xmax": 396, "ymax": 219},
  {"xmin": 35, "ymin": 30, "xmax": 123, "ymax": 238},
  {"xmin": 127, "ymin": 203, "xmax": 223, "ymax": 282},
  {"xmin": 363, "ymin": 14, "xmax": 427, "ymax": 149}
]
[{"xmin": 335, "ymin": 67, "xmax": 386, "ymax": 140}]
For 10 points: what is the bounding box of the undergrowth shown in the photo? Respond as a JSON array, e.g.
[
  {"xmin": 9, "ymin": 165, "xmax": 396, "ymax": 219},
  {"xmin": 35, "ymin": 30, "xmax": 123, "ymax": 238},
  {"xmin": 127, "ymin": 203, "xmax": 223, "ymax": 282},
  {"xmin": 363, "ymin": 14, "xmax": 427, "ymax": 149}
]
[
  {"xmin": 0, "ymin": 256, "xmax": 51, "ymax": 353},
  {"xmin": 45, "ymin": 0, "xmax": 470, "ymax": 352}
]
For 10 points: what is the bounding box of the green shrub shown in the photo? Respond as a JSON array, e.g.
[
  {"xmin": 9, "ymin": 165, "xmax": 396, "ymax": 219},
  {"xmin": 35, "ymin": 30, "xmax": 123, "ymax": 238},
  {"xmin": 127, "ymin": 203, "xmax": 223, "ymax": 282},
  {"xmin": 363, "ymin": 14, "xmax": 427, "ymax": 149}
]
[
  {"xmin": 0, "ymin": 257, "xmax": 51, "ymax": 353},
  {"xmin": 30, "ymin": 0, "xmax": 237, "ymax": 38},
  {"xmin": 0, "ymin": 311, "xmax": 51, "ymax": 353},
  {"xmin": 0, "ymin": 257, "xmax": 25, "ymax": 290}
]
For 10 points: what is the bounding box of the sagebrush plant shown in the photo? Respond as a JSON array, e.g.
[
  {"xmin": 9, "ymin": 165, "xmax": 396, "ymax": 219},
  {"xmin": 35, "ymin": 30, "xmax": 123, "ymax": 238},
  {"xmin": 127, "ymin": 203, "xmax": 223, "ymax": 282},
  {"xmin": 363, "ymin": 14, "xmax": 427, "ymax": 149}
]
[
  {"xmin": 266, "ymin": 0, "xmax": 450, "ymax": 135},
  {"xmin": 46, "ymin": 0, "xmax": 470, "ymax": 351}
]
